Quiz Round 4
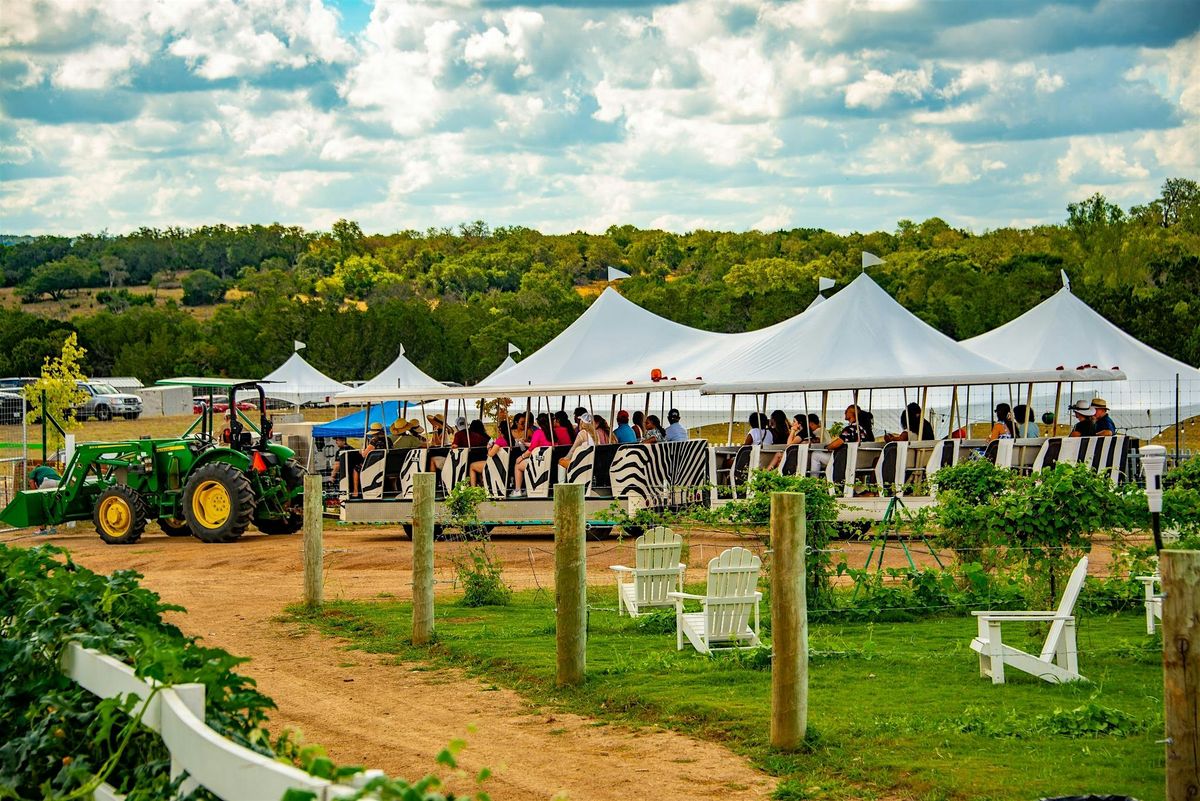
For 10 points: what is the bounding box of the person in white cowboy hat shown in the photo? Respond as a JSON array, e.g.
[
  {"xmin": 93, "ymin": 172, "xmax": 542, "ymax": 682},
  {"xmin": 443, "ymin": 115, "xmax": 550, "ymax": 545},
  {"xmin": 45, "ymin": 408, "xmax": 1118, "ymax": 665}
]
[
  {"xmin": 390, "ymin": 418, "xmax": 425, "ymax": 449},
  {"xmin": 1068, "ymin": 399, "xmax": 1096, "ymax": 438},
  {"xmin": 1090, "ymin": 397, "xmax": 1116, "ymax": 437}
]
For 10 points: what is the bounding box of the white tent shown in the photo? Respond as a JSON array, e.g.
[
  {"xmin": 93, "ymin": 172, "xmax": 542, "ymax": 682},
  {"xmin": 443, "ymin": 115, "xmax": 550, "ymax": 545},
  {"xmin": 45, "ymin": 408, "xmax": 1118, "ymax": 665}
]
[
  {"xmin": 483, "ymin": 355, "xmax": 517, "ymax": 383},
  {"xmin": 701, "ymin": 274, "xmax": 1124, "ymax": 435},
  {"xmin": 477, "ymin": 287, "xmax": 733, "ymax": 388},
  {"xmin": 963, "ymin": 285, "xmax": 1200, "ymax": 436},
  {"xmin": 337, "ymin": 348, "xmax": 445, "ymax": 403},
  {"xmin": 261, "ymin": 352, "xmax": 349, "ymax": 406}
]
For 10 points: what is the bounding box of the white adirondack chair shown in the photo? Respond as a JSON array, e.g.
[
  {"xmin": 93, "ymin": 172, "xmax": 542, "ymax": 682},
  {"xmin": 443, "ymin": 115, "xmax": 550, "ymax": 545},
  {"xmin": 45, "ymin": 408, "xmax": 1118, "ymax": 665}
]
[
  {"xmin": 668, "ymin": 546, "xmax": 762, "ymax": 654},
  {"xmin": 609, "ymin": 526, "xmax": 685, "ymax": 617},
  {"xmin": 1137, "ymin": 573, "xmax": 1163, "ymax": 634},
  {"xmin": 970, "ymin": 556, "xmax": 1089, "ymax": 684}
]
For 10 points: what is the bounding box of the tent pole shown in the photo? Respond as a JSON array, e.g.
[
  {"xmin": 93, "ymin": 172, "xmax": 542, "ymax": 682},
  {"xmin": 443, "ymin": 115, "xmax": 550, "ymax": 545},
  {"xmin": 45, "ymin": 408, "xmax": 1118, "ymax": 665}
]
[
  {"xmin": 1052, "ymin": 382, "xmax": 1063, "ymax": 438},
  {"xmin": 820, "ymin": 391, "xmax": 828, "ymax": 433},
  {"xmin": 948, "ymin": 386, "xmax": 959, "ymax": 438},
  {"xmin": 1176, "ymin": 372, "xmax": 1181, "ymax": 466},
  {"xmin": 727, "ymin": 394, "xmax": 736, "ymax": 446},
  {"xmin": 644, "ymin": 392, "xmax": 650, "ymax": 418},
  {"xmin": 609, "ymin": 395, "xmax": 616, "ymax": 431},
  {"xmin": 1024, "ymin": 383, "xmax": 1034, "ymax": 436},
  {"xmin": 965, "ymin": 386, "xmax": 971, "ymax": 438},
  {"xmin": 920, "ymin": 386, "xmax": 929, "ymax": 437},
  {"xmin": 442, "ymin": 399, "xmax": 449, "ymax": 447}
]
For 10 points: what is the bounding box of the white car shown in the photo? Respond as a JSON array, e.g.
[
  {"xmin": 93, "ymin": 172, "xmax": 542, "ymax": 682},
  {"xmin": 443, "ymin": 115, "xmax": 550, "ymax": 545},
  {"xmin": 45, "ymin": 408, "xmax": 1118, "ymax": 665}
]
[{"xmin": 75, "ymin": 381, "xmax": 143, "ymax": 421}]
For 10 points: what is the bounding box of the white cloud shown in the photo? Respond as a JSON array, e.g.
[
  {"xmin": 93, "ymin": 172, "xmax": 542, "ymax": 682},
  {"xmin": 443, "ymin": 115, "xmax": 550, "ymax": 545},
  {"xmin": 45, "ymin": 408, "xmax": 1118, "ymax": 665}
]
[{"xmin": 0, "ymin": 0, "xmax": 1195, "ymax": 236}]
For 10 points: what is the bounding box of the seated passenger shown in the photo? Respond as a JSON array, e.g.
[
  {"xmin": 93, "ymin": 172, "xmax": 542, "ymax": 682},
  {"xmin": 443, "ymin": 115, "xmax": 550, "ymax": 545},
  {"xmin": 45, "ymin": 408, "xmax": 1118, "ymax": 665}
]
[
  {"xmin": 1068, "ymin": 399, "xmax": 1096, "ymax": 437},
  {"xmin": 986, "ymin": 403, "xmax": 1016, "ymax": 443},
  {"xmin": 613, "ymin": 410, "xmax": 638, "ymax": 443},
  {"xmin": 744, "ymin": 412, "xmax": 773, "ymax": 446},
  {"xmin": 664, "ymin": 409, "xmax": 687, "ymax": 441},
  {"xmin": 470, "ymin": 421, "xmax": 510, "ymax": 486},
  {"xmin": 1012, "ymin": 404, "xmax": 1039, "ymax": 437},
  {"xmin": 509, "ymin": 412, "xmax": 530, "ymax": 450},
  {"xmin": 425, "ymin": 414, "xmax": 449, "ymax": 447},
  {"xmin": 390, "ymin": 419, "xmax": 425, "ymax": 449},
  {"xmin": 328, "ymin": 435, "xmax": 353, "ymax": 482},
  {"xmin": 807, "ymin": 413, "xmax": 830, "ymax": 445},
  {"xmin": 887, "ymin": 402, "xmax": 935, "ymax": 441},
  {"xmin": 559, "ymin": 413, "xmax": 595, "ymax": 468},
  {"xmin": 631, "ymin": 411, "xmax": 646, "ymax": 440},
  {"xmin": 641, "ymin": 414, "xmax": 666, "ymax": 443},
  {"xmin": 552, "ymin": 410, "xmax": 574, "ymax": 445},
  {"xmin": 451, "ymin": 416, "xmax": 470, "ymax": 448},
  {"xmin": 594, "ymin": 415, "xmax": 612, "ymax": 445},
  {"xmin": 810, "ymin": 405, "xmax": 873, "ymax": 476},
  {"xmin": 767, "ymin": 410, "xmax": 790, "ymax": 449},
  {"xmin": 1090, "ymin": 398, "xmax": 1116, "ymax": 436},
  {"xmin": 769, "ymin": 413, "xmax": 810, "ymax": 469},
  {"xmin": 466, "ymin": 419, "xmax": 490, "ymax": 450},
  {"xmin": 510, "ymin": 413, "xmax": 554, "ymax": 497}
]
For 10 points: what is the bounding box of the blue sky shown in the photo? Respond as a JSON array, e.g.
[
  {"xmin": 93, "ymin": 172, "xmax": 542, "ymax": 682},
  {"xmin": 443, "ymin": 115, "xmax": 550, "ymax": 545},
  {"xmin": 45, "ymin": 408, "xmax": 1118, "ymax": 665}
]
[{"xmin": 1, "ymin": 0, "xmax": 1197, "ymax": 235}]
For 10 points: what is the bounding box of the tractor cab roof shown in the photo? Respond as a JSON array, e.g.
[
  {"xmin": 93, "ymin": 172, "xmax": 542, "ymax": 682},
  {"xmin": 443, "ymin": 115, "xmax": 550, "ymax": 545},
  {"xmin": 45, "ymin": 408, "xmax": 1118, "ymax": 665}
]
[{"xmin": 157, "ymin": 378, "xmax": 281, "ymax": 389}]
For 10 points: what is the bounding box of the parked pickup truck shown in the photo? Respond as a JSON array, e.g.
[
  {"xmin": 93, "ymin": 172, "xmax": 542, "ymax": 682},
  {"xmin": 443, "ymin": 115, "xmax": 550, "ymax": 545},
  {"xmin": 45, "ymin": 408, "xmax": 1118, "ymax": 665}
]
[{"xmin": 76, "ymin": 381, "xmax": 142, "ymax": 421}]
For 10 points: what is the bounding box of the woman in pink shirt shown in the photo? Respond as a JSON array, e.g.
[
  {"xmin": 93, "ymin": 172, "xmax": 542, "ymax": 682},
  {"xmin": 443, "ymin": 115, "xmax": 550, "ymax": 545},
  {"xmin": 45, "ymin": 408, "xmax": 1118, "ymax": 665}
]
[
  {"xmin": 470, "ymin": 421, "xmax": 511, "ymax": 487},
  {"xmin": 511, "ymin": 413, "xmax": 553, "ymax": 497}
]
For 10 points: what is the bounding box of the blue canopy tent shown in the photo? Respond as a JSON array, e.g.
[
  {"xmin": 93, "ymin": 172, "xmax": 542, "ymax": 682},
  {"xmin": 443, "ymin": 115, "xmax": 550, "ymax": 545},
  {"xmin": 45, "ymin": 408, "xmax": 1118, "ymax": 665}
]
[{"xmin": 312, "ymin": 401, "xmax": 408, "ymax": 439}]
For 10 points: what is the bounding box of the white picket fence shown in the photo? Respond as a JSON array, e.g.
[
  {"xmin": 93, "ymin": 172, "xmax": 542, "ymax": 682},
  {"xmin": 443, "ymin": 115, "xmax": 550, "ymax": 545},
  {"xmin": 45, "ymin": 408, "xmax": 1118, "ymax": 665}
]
[{"xmin": 61, "ymin": 642, "xmax": 381, "ymax": 801}]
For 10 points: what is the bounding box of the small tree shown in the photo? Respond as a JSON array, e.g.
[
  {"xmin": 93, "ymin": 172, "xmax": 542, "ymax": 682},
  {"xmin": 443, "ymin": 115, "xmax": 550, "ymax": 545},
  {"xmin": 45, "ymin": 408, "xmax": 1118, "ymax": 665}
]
[
  {"xmin": 23, "ymin": 333, "xmax": 89, "ymax": 454},
  {"xmin": 181, "ymin": 269, "xmax": 225, "ymax": 306}
]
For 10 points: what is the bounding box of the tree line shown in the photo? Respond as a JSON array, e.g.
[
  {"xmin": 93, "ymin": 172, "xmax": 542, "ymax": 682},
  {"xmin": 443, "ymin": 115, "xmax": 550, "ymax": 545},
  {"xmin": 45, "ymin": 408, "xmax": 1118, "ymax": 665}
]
[{"xmin": 1, "ymin": 179, "xmax": 1197, "ymax": 386}]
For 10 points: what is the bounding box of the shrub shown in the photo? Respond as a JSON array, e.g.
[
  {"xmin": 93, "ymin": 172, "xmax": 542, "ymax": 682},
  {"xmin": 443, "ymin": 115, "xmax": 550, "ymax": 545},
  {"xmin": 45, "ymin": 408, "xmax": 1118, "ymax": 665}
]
[
  {"xmin": 456, "ymin": 544, "xmax": 512, "ymax": 607},
  {"xmin": 181, "ymin": 269, "xmax": 225, "ymax": 306}
]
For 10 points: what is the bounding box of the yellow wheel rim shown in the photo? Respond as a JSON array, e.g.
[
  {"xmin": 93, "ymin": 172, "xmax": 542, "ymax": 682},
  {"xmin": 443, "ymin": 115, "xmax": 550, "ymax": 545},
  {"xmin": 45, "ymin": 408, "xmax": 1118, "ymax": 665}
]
[
  {"xmin": 98, "ymin": 496, "xmax": 131, "ymax": 537},
  {"xmin": 191, "ymin": 479, "xmax": 231, "ymax": 529}
]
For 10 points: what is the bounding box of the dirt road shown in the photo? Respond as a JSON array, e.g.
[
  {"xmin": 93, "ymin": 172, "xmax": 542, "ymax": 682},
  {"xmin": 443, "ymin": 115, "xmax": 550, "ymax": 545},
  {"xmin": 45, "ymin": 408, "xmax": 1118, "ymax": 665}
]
[{"xmin": 9, "ymin": 524, "xmax": 783, "ymax": 800}]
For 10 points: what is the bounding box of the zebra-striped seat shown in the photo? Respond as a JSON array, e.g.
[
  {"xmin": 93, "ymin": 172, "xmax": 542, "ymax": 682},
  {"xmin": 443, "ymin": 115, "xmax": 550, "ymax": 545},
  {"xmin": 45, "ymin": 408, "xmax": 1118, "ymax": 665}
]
[
  {"xmin": 611, "ymin": 440, "xmax": 710, "ymax": 507},
  {"xmin": 668, "ymin": 546, "xmax": 762, "ymax": 654},
  {"xmin": 562, "ymin": 445, "xmax": 595, "ymax": 489},
  {"xmin": 360, "ymin": 449, "xmax": 387, "ymax": 499},
  {"xmin": 482, "ymin": 447, "xmax": 511, "ymax": 498},
  {"xmin": 778, "ymin": 444, "xmax": 808, "ymax": 477},
  {"xmin": 524, "ymin": 447, "xmax": 556, "ymax": 498},
  {"xmin": 438, "ymin": 448, "xmax": 472, "ymax": 495}
]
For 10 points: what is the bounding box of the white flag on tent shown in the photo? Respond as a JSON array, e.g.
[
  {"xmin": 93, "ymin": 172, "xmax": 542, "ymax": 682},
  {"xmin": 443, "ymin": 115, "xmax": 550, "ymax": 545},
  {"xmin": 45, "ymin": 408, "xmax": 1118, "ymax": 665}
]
[
  {"xmin": 507, "ymin": 342, "xmax": 522, "ymax": 355},
  {"xmin": 607, "ymin": 265, "xmax": 631, "ymax": 281},
  {"xmin": 1060, "ymin": 269, "xmax": 1071, "ymax": 290},
  {"xmin": 294, "ymin": 340, "xmax": 306, "ymax": 351},
  {"xmin": 861, "ymin": 251, "xmax": 885, "ymax": 270},
  {"xmin": 818, "ymin": 276, "xmax": 836, "ymax": 292}
]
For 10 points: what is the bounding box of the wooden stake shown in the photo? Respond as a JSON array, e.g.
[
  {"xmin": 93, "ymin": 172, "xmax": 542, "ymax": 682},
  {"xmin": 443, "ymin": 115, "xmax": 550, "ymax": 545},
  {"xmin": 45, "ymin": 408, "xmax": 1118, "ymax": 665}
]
[
  {"xmin": 770, "ymin": 491, "xmax": 808, "ymax": 750},
  {"xmin": 302, "ymin": 474, "xmax": 323, "ymax": 609},
  {"xmin": 554, "ymin": 483, "xmax": 586, "ymax": 687},
  {"xmin": 1162, "ymin": 548, "xmax": 1200, "ymax": 800},
  {"xmin": 411, "ymin": 472, "xmax": 436, "ymax": 646}
]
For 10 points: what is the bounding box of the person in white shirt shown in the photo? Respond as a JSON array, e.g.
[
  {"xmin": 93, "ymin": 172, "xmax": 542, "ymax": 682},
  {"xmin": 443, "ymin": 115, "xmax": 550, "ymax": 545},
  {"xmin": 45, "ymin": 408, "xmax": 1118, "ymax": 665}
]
[{"xmin": 744, "ymin": 412, "xmax": 773, "ymax": 446}]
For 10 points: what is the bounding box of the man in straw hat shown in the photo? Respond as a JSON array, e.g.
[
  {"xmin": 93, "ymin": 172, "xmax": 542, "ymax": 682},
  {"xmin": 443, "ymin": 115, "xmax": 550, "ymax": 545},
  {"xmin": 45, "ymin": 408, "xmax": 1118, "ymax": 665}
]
[
  {"xmin": 390, "ymin": 419, "xmax": 425, "ymax": 449},
  {"xmin": 1090, "ymin": 397, "xmax": 1117, "ymax": 436},
  {"xmin": 1068, "ymin": 399, "xmax": 1096, "ymax": 438}
]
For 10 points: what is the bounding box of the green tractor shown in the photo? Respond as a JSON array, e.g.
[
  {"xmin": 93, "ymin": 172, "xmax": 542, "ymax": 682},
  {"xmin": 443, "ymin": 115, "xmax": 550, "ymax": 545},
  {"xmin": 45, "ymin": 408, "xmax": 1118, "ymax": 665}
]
[{"xmin": 0, "ymin": 379, "xmax": 306, "ymax": 545}]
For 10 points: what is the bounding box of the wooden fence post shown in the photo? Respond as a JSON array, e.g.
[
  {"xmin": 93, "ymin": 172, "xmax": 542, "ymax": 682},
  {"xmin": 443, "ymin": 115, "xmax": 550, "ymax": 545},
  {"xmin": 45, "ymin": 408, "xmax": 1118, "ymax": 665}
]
[
  {"xmin": 411, "ymin": 472, "xmax": 436, "ymax": 646},
  {"xmin": 555, "ymin": 483, "xmax": 586, "ymax": 687},
  {"xmin": 770, "ymin": 491, "xmax": 808, "ymax": 750},
  {"xmin": 1162, "ymin": 548, "xmax": 1200, "ymax": 800},
  {"xmin": 302, "ymin": 474, "xmax": 323, "ymax": 609}
]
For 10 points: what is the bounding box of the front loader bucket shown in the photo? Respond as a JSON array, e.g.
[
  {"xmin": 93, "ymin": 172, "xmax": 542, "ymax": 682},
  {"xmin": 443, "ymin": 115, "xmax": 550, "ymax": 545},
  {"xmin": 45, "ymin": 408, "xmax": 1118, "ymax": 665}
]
[{"xmin": 0, "ymin": 490, "xmax": 53, "ymax": 529}]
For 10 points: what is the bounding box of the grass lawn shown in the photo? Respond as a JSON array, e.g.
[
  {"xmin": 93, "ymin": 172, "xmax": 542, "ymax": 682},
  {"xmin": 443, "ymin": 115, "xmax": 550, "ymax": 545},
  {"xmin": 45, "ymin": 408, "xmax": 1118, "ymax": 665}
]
[{"xmin": 293, "ymin": 586, "xmax": 1164, "ymax": 801}]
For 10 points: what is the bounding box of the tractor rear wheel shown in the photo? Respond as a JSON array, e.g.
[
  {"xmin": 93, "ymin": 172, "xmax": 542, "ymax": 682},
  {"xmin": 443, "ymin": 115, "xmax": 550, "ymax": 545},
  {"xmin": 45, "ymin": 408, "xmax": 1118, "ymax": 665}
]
[
  {"xmin": 94, "ymin": 485, "xmax": 148, "ymax": 545},
  {"xmin": 183, "ymin": 462, "xmax": 256, "ymax": 543},
  {"xmin": 159, "ymin": 517, "xmax": 191, "ymax": 537}
]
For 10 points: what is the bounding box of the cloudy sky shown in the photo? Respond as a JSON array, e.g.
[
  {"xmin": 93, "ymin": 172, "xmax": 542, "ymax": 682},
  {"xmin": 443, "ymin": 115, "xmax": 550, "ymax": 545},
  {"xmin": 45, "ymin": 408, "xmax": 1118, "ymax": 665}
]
[{"xmin": 1, "ymin": 0, "xmax": 1198, "ymax": 236}]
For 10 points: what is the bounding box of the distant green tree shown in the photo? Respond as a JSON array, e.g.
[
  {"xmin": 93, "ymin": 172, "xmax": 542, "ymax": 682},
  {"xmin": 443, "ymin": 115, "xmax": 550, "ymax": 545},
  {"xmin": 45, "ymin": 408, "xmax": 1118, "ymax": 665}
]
[
  {"xmin": 21, "ymin": 256, "xmax": 100, "ymax": 301},
  {"xmin": 181, "ymin": 269, "xmax": 225, "ymax": 306}
]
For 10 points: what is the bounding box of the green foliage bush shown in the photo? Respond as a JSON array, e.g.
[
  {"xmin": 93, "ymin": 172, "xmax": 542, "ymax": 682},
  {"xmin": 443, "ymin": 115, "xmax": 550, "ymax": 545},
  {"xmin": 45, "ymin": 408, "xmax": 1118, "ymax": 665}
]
[
  {"xmin": 0, "ymin": 544, "xmax": 476, "ymax": 800},
  {"xmin": 456, "ymin": 545, "xmax": 512, "ymax": 608},
  {"xmin": 181, "ymin": 269, "xmax": 225, "ymax": 306},
  {"xmin": 1166, "ymin": 454, "xmax": 1200, "ymax": 490}
]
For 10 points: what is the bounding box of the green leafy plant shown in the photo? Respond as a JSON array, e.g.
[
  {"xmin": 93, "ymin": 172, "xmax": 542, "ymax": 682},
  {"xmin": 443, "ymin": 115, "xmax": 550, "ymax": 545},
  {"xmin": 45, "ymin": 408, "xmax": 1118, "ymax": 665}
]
[
  {"xmin": 0, "ymin": 543, "xmax": 477, "ymax": 800},
  {"xmin": 22, "ymin": 332, "xmax": 89, "ymax": 453},
  {"xmin": 456, "ymin": 544, "xmax": 512, "ymax": 608}
]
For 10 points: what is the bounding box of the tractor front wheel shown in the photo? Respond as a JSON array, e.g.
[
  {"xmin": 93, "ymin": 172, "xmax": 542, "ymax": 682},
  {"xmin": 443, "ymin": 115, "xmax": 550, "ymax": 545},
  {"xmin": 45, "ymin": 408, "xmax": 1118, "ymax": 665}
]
[
  {"xmin": 182, "ymin": 462, "xmax": 256, "ymax": 543},
  {"xmin": 94, "ymin": 485, "xmax": 148, "ymax": 545},
  {"xmin": 159, "ymin": 517, "xmax": 191, "ymax": 537}
]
